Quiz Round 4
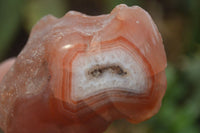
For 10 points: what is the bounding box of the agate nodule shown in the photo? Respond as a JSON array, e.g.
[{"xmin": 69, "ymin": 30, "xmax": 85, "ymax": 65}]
[{"xmin": 0, "ymin": 4, "xmax": 167, "ymax": 133}]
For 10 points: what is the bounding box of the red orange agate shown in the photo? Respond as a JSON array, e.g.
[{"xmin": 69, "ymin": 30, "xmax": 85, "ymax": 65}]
[{"xmin": 0, "ymin": 4, "xmax": 167, "ymax": 133}]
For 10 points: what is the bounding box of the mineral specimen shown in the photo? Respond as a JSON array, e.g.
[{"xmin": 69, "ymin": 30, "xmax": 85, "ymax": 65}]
[{"xmin": 0, "ymin": 4, "xmax": 167, "ymax": 133}]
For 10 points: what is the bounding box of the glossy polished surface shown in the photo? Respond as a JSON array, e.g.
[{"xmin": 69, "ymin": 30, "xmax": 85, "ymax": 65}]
[{"xmin": 0, "ymin": 4, "xmax": 167, "ymax": 133}]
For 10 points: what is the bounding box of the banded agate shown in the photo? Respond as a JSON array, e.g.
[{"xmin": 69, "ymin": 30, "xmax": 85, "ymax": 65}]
[{"xmin": 0, "ymin": 4, "xmax": 167, "ymax": 133}]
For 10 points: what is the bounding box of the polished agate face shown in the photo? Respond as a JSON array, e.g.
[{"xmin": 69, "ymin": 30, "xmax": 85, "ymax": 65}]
[
  {"xmin": 0, "ymin": 4, "xmax": 167, "ymax": 133},
  {"xmin": 53, "ymin": 40, "xmax": 152, "ymax": 102}
]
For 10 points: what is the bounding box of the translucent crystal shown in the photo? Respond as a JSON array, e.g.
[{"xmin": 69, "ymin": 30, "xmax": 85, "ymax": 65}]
[{"xmin": 0, "ymin": 4, "xmax": 167, "ymax": 133}]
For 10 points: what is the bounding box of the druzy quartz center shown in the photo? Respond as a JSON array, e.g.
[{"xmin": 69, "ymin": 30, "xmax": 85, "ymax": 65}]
[{"xmin": 71, "ymin": 46, "xmax": 149, "ymax": 101}]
